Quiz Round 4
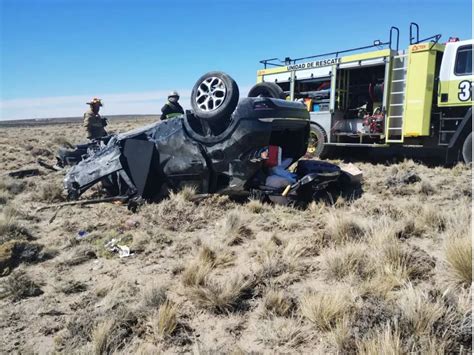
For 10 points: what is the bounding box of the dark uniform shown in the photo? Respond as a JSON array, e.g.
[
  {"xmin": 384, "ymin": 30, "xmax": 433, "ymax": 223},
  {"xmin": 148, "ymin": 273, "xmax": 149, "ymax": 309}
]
[
  {"xmin": 84, "ymin": 110, "xmax": 107, "ymax": 139},
  {"xmin": 160, "ymin": 101, "xmax": 184, "ymax": 120}
]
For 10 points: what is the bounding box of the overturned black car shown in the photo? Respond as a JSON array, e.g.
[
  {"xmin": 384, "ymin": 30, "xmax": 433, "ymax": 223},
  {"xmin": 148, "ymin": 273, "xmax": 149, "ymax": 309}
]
[{"xmin": 60, "ymin": 72, "xmax": 345, "ymax": 205}]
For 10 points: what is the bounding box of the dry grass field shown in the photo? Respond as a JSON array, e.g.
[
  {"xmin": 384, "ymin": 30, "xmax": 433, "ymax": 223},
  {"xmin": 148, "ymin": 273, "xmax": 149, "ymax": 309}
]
[{"xmin": 0, "ymin": 118, "xmax": 472, "ymax": 354}]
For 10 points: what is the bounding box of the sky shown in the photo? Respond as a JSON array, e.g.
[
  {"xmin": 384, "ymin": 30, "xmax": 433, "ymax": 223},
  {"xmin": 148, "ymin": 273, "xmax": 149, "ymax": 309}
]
[{"xmin": 0, "ymin": 0, "xmax": 472, "ymax": 120}]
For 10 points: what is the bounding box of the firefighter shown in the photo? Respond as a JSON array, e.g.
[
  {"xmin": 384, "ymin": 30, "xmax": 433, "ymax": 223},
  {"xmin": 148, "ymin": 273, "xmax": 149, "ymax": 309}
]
[
  {"xmin": 84, "ymin": 98, "xmax": 107, "ymax": 139},
  {"xmin": 161, "ymin": 91, "xmax": 184, "ymax": 120}
]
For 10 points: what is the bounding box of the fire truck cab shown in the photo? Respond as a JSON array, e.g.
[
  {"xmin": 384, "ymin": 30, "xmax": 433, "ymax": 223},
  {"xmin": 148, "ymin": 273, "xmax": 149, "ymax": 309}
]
[{"xmin": 256, "ymin": 24, "xmax": 473, "ymax": 163}]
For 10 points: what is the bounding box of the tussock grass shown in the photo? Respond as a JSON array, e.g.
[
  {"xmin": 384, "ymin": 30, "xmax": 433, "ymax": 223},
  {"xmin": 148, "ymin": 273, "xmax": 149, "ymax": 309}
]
[
  {"xmin": 92, "ymin": 319, "xmax": 116, "ymax": 355},
  {"xmin": 252, "ymin": 234, "xmax": 308, "ymax": 281},
  {"xmin": 182, "ymin": 261, "xmax": 212, "ymax": 287},
  {"xmin": 324, "ymin": 211, "xmax": 367, "ymax": 245},
  {"xmin": 419, "ymin": 205, "xmax": 446, "ymax": 233},
  {"xmin": 246, "ymin": 199, "xmax": 267, "ymax": 213},
  {"xmin": 2, "ymin": 269, "xmax": 43, "ymax": 300},
  {"xmin": 416, "ymin": 336, "xmax": 449, "ymax": 355},
  {"xmin": 255, "ymin": 316, "xmax": 312, "ymax": 349},
  {"xmin": 352, "ymin": 195, "xmax": 405, "ymax": 220},
  {"xmin": 327, "ymin": 316, "xmax": 353, "ymax": 353},
  {"xmin": 0, "ymin": 206, "xmax": 32, "ymax": 243},
  {"xmin": 35, "ymin": 181, "xmax": 65, "ymax": 203},
  {"xmin": 177, "ymin": 185, "xmax": 196, "ymax": 201},
  {"xmin": 253, "ymin": 238, "xmax": 287, "ymax": 279},
  {"xmin": 356, "ymin": 323, "xmax": 403, "ymax": 355},
  {"xmin": 52, "ymin": 136, "xmax": 74, "ymax": 148},
  {"xmin": 299, "ymin": 289, "xmax": 353, "ymax": 331},
  {"xmin": 141, "ymin": 283, "xmax": 167, "ymax": 309},
  {"xmin": 282, "ymin": 238, "xmax": 308, "ymax": 271},
  {"xmin": 359, "ymin": 271, "xmax": 405, "ymax": 299},
  {"xmin": 447, "ymin": 287, "xmax": 472, "ymax": 315},
  {"xmin": 182, "ymin": 245, "xmax": 235, "ymax": 288},
  {"xmin": 321, "ymin": 243, "xmax": 374, "ymax": 281},
  {"xmin": 56, "ymin": 280, "xmax": 87, "ymax": 295},
  {"xmin": 56, "ymin": 312, "xmax": 96, "ymax": 351},
  {"xmin": 181, "ymin": 246, "xmax": 235, "ymax": 287},
  {"xmin": 445, "ymin": 235, "xmax": 472, "ymax": 287},
  {"xmin": 419, "ymin": 181, "xmax": 435, "ymax": 195},
  {"xmin": 91, "ymin": 308, "xmax": 138, "ymax": 354},
  {"xmin": 443, "ymin": 201, "xmax": 471, "ymax": 233},
  {"xmin": 144, "ymin": 187, "xmax": 224, "ymax": 232},
  {"xmin": 147, "ymin": 191, "xmax": 197, "ymax": 232},
  {"xmin": 358, "ymin": 228, "xmax": 435, "ymax": 297},
  {"xmin": 395, "ymin": 217, "xmax": 425, "ymax": 239},
  {"xmin": 359, "ymin": 245, "xmax": 434, "ymax": 298},
  {"xmin": 197, "ymin": 245, "xmax": 235, "ymax": 268},
  {"xmin": 307, "ymin": 200, "xmax": 330, "ymax": 214},
  {"xmin": 30, "ymin": 147, "xmax": 53, "ymax": 157},
  {"xmin": 0, "ymin": 191, "xmax": 9, "ymax": 205},
  {"xmin": 148, "ymin": 300, "xmax": 178, "ymax": 339},
  {"xmin": 0, "ymin": 177, "xmax": 26, "ymax": 195},
  {"xmin": 379, "ymin": 237, "xmax": 435, "ymax": 282},
  {"xmin": 381, "ymin": 242, "xmax": 415, "ymax": 283},
  {"xmin": 186, "ymin": 274, "xmax": 252, "ymax": 313},
  {"xmin": 129, "ymin": 230, "xmax": 151, "ymax": 253},
  {"xmin": 261, "ymin": 289, "xmax": 294, "ymax": 317},
  {"xmin": 259, "ymin": 204, "xmax": 304, "ymax": 231},
  {"xmin": 396, "ymin": 285, "xmax": 445, "ymax": 337},
  {"xmin": 58, "ymin": 244, "xmax": 96, "ymax": 267},
  {"xmin": 222, "ymin": 211, "xmax": 253, "ymax": 245},
  {"xmin": 132, "ymin": 342, "xmax": 161, "ymax": 354}
]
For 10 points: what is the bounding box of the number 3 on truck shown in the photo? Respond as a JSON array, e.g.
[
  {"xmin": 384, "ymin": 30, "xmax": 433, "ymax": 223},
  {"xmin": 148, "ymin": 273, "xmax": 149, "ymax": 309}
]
[{"xmin": 458, "ymin": 80, "xmax": 472, "ymax": 101}]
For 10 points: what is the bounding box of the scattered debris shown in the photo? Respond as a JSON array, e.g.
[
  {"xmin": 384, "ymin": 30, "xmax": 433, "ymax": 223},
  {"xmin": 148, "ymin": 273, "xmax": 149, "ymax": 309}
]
[
  {"xmin": 340, "ymin": 163, "xmax": 363, "ymax": 184},
  {"xmin": 90, "ymin": 260, "xmax": 103, "ymax": 271},
  {"xmin": 37, "ymin": 158, "xmax": 62, "ymax": 171},
  {"xmin": 76, "ymin": 230, "xmax": 89, "ymax": 240},
  {"xmin": 37, "ymin": 309, "xmax": 67, "ymax": 317},
  {"xmin": 116, "ymin": 245, "xmax": 131, "ymax": 258},
  {"xmin": 48, "ymin": 208, "xmax": 60, "ymax": 224},
  {"xmin": 35, "ymin": 196, "xmax": 129, "ymax": 213},
  {"xmin": 105, "ymin": 239, "xmax": 133, "ymax": 258},
  {"xmin": 123, "ymin": 217, "xmax": 140, "ymax": 230},
  {"xmin": 400, "ymin": 172, "xmax": 421, "ymax": 184},
  {"xmin": 7, "ymin": 168, "xmax": 40, "ymax": 179}
]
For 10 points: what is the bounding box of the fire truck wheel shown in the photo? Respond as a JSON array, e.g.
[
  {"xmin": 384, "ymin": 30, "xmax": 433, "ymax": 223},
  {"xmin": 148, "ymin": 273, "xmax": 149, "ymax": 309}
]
[
  {"xmin": 307, "ymin": 124, "xmax": 327, "ymax": 158},
  {"xmin": 248, "ymin": 82, "xmax": 286, "ymax": 99},
  {"xmin": 462, "ymin": 132, "xmax": 472, "ymax": 163},
  {"xmin": 191, "ymin": 71, "xmax": 239, "ymax": 123}
]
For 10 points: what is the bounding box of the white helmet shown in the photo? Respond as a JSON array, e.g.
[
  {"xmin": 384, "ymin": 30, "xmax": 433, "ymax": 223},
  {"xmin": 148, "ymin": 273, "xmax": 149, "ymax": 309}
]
[{"xmin": 168, "ymin": 90, "xmax": 180, "ymax": 98}]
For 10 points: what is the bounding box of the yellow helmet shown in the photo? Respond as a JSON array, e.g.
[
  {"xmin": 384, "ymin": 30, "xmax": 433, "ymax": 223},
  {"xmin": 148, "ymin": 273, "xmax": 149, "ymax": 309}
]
[{"xmin": 86, "ymin": 98, "xmax": 103, "ymax": 106}]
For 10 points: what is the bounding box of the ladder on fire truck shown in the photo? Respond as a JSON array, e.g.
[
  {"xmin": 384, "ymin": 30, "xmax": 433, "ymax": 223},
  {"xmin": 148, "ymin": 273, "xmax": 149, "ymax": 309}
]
[{"xmin": 385, "ymin": 54, "xmax": 408, "ymax": 143}]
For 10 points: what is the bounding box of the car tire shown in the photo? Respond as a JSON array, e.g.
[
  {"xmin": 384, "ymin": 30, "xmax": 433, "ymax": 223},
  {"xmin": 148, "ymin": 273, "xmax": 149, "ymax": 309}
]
[
  {"xmin": 462, "ymin": 132, "xmax": 472, "ymax": 163},
  {"xmin": 248, "ymin": 82, "xmax": 286, "ymax": 99},
  {"xmin": 306, "ymin": 124, "xmax": 328, "ymax": 159},
  {"xmin": 191, "ymin": 71, "xmax": 239, "ymax": 123}
]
